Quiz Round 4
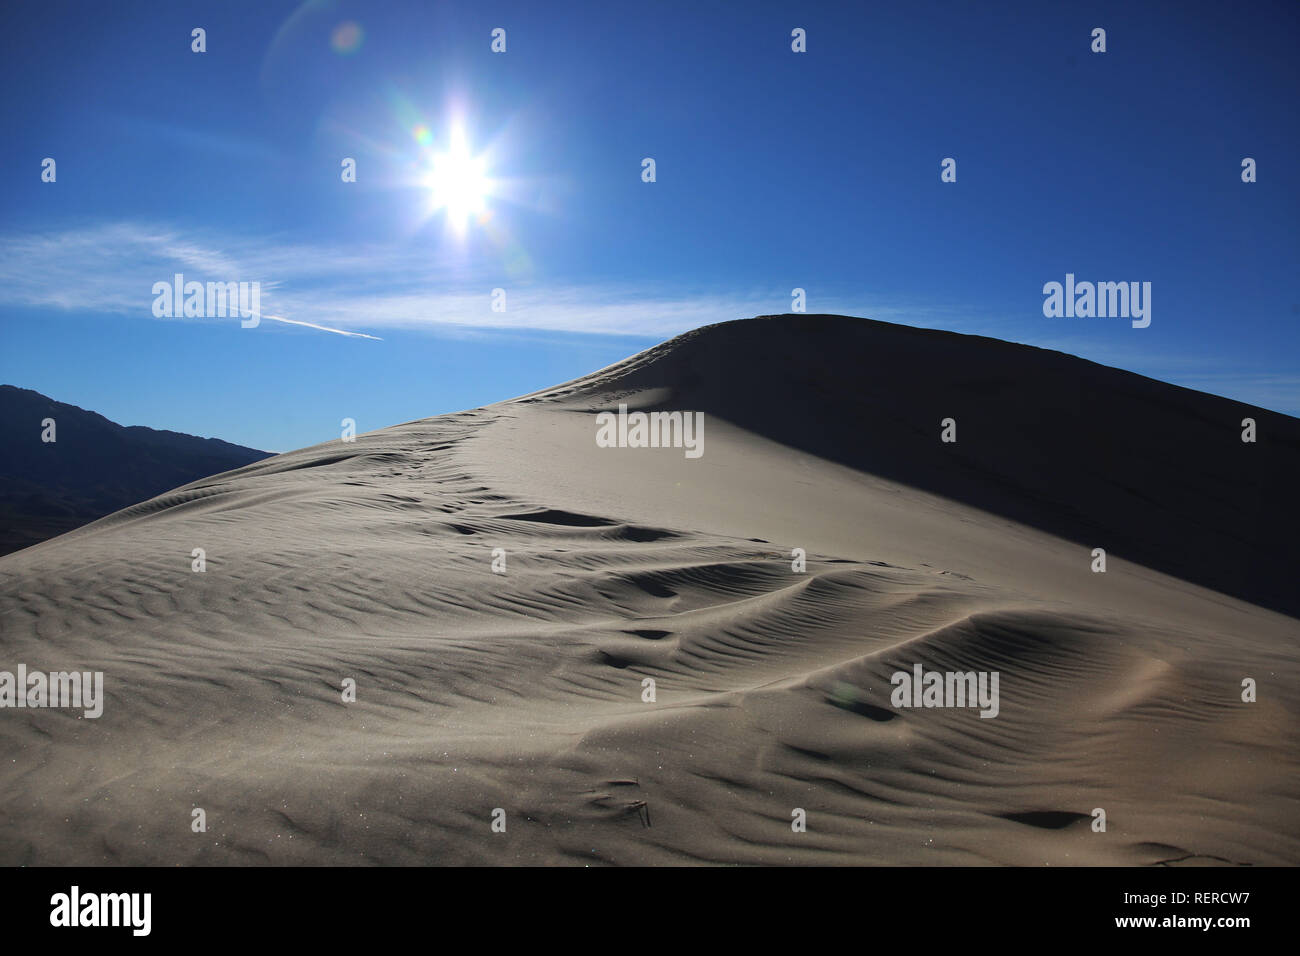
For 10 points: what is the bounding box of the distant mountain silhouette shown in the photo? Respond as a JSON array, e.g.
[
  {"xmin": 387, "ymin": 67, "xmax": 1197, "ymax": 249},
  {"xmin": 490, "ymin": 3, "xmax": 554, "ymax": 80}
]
[{"xmin": 0, "ymin": 385, "xmax": 272, "ymax": 555}]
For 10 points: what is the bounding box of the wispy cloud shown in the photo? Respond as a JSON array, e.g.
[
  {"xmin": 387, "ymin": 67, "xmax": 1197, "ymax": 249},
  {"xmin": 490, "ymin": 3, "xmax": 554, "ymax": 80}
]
[
  {"xmin": 2, "ymin": 221, "xmax": 1294, "ymax": 415},
  {"xmin": 0, "ymin": 222, "xmax": 787, "ymax": 339}
]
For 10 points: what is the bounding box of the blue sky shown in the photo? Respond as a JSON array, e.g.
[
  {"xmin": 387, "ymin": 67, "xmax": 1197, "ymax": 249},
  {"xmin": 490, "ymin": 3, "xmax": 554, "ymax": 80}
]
[{"xmin": 1, "ymin": 0, "xmax": 1297, "ymax": 451}]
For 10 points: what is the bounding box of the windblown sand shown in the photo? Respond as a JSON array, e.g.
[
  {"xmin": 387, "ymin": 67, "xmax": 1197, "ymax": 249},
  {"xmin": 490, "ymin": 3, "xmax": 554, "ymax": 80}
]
[{"xmin": 1, "ymin": 316, "xmax": 1296, "ymax": 865}]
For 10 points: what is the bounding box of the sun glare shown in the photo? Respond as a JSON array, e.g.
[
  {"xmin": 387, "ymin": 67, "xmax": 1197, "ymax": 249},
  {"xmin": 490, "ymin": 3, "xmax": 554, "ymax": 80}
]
[{"xmin": 424, "ymin": 127, "xmax": 491, "ymax": 236}]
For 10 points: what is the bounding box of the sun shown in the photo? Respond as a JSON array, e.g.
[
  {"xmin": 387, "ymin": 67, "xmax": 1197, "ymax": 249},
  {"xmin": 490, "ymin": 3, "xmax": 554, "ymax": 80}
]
[{"xmin": 423, "ymin": 126, "xmax": 491, "ymax": 236}]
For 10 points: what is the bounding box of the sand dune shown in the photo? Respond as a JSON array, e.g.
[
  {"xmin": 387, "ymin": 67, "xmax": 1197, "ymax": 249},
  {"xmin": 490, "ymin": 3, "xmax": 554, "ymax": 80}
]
[{"xmin": 1, "ymin": 314, "xmax": 1296, "ymax": 865}]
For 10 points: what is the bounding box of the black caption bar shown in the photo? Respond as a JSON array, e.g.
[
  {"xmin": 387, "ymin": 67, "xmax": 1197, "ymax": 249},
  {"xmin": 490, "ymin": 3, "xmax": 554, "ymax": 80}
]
[{"xmin": 0, "ymin": 866, "xmax": 1285, "ymax": 943}]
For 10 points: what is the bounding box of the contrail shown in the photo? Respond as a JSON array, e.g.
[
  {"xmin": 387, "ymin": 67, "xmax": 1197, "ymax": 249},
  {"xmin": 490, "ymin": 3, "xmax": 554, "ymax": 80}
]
[{"xmin": 256, "ymin": 312, "xmax": 383, "ymax": 340}]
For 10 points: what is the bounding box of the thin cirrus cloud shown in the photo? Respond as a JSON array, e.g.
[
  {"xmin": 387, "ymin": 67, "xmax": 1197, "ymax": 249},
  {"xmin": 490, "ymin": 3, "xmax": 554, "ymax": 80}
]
[
  {"xmin": 6, "ymin": 221, "xmax": 1290, "ymax": 413},
  {"xmin": 0, "ymin": 222, "xmax": 790, "ymax": 341}
]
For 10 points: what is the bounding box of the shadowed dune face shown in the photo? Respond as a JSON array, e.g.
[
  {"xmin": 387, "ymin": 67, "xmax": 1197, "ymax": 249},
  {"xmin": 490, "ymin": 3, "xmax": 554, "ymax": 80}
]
[
  {"xmin": 0, "ymin": 315, "xmax": 1297, "ymax": 866},
  {"xmin": 524, "ymin": 314, "xmax": 1300, "ymax": 619}
]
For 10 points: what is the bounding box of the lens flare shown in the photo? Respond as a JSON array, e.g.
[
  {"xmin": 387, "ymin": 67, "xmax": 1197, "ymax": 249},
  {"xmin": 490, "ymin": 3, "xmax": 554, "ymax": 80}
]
[{"xmin": 330, "ymin": 21, "xmax": 364, "ymax": 55}]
